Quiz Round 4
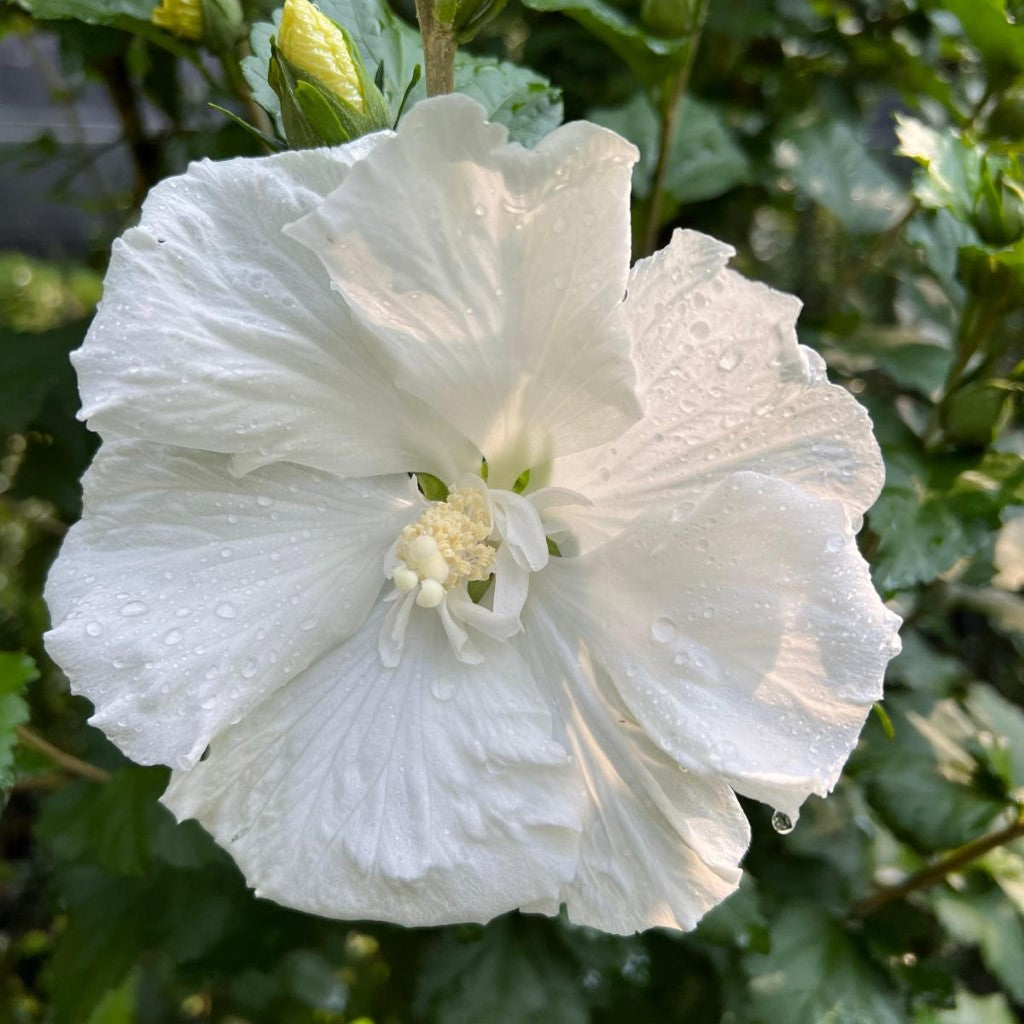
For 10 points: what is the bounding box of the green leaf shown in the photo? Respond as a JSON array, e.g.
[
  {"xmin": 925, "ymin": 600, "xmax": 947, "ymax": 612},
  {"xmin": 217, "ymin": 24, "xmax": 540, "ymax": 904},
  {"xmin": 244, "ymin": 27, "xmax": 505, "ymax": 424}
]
[
  {"xmin": 415, "ymin": 917, "xmax": 589, "ymax": 1024},
  {"xmin": 590, "ymin": 91, "xmax": 749, "ymax": 203},
  {"xmin": 15, "ymin": 0, "xmax": 155, "ymax": 23},
  {"xmin": 83, "ymin": 971, "xmax": 139, "ymax": 1024},
  {"xmin": 925, "ymin": 0, "xmax": 1024, "ymax": 77},
  {"xmin": 741, "ymin": 904, "xmax": 902, "ymax": 1024},
  {"xmin": 47, "ymin": 864, "xmax": 238, "ymax": 1024},
  {"xmin": 917, "ymin": 988, "xmax": 1018, "ymax": 1024},
  {"xmin": 694, "ymin": 874, "xmax": 769, "ymax": 952},
  {"xmin": 0, "ymin": 323, "xmax": 86, "ymax": 434},
  {"xmin": 850, "ymin": 693, "xmax": 1009, "ymax": 853},
  {"xmin": 520, "ymin": 0, "xmax": 699, "ymax": 87},
  {"xmin": 832, "ymin": 329, "xmax": 952, "ymax": 395},
  {"xmin": 0, "ymin": 652, "xmax": 36, "ymax": 789},
  {"xmin": 905, "ymin": 208, "xmax": 980, "ymax": 297},
  {"xmin": 452, "ymin": 55, "xmax": 563, "ymax": 148},
  {"xmin": 896, "ymin": 116, "xmax": 981, "ymax": 221},
  {"xmin": 867, "ymin": 411, "xmax": 1016, "ymax": 590},
  {"xmin": 38, "ymin": 765, "xmax": 222, "ymax": 875},
  {"xmin": 777, "ymin": 120, "xmax": 908, "ymax": 235},
  {"xmin": 931, "ymin": 885, "xmax": 1024, "ymax": 1003}
]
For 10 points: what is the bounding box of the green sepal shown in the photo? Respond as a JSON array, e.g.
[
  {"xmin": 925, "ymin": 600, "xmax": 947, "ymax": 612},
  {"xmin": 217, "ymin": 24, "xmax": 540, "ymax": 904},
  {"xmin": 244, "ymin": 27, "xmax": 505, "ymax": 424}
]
[
  {"xmin": 269, "ymin": 33, "xmax": 389, "ymax": 150},
  {"xmin": 452, "ymin": 0, "xmax": 508, "ymax": 43},
  {"xmin": 972, "ymin": 157, "xmax": 1024, "ymax": 247}
]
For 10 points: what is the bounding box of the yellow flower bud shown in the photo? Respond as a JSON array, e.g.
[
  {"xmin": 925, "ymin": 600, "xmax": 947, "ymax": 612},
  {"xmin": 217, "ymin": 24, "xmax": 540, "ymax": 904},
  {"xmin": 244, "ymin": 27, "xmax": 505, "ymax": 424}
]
[
  {"xmin": 151, "ymin": 0, "xmax": 203, "ymax": 40},
  {"xmin": 278, "ymin": 0, "xmax": 364, "ymax": 112}
]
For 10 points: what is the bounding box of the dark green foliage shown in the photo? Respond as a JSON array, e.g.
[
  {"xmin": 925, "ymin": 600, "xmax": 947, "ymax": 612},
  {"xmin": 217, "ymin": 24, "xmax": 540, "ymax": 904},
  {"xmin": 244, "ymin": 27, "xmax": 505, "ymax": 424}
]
[{"xmin": 3, "ymin": 0, "xmax": 1024, "ymax": 1022}]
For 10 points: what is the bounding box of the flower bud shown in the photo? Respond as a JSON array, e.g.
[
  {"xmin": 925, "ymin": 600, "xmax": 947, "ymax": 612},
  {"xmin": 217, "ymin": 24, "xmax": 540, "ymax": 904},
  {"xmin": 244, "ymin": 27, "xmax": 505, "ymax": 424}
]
[
  {"xmin": 640, "ymin": 0, "xmax": 695, "ymax": 35},
  {"xmin": 278, "ymin": 0, "xmax": 364, "ymax": 112},
  {"xmin": 151, "ymin": 0, "xmax": 243, "ymax": 49},
  {"xmin": 269, "ymin": 0, "xmax": 391, "ymax": 149},
  {"xmin": 152, "ymin": 0, "xmax": 203, "ymax": 41}
]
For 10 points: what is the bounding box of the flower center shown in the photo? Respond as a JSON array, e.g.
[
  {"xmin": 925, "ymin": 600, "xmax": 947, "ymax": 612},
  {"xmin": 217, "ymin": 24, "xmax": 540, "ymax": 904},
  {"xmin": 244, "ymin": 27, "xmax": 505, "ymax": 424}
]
[{"xmin": 391, "ymin": 487, "xmax": 495, "ymax": 608}]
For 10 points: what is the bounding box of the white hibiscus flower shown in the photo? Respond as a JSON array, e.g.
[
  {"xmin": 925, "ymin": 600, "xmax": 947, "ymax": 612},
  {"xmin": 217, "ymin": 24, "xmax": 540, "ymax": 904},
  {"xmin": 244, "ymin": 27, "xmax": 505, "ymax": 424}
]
[{"xmin": 45, "ymin": 95, "xmax": 901, "ymax": 935}]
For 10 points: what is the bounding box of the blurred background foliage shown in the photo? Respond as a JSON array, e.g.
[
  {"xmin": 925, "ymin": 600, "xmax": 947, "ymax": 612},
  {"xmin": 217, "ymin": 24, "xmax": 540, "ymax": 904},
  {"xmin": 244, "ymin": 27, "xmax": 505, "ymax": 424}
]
[{"xmin": 1, "ymin": 0, "xmax": 1023, "ymax": 1021}]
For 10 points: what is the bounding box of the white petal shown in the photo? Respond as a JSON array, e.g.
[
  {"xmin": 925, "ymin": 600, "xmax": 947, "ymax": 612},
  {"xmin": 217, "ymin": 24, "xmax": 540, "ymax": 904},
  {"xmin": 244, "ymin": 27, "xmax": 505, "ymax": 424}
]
[
  {"xmin": 551, "ymin": 229, "xmax": 885, "ymax": 550},
  {"xmin": 163, "ymin": 604, "xmax": 583, "ymax": 926},
  {"xmin": 521, "ymin": 590, "xmax": 749, "ymax": 934},
  {"xmin": 75, "ymin": 143, "xmax": 475, "ymax": 481},
  {"xmin": 45, "ymin": 442, "xmax": 418, "ymax": 769},
  {"xmin": 286, "ymin": 95, "xmax": 642, "ymax": 488},
  {"xmin": 490, "ymin": 488, "xmax": 549, "ymax": 571},
  {"xmin": 535, "ymin": 471, "xmax": 901, "ymax": 820}
]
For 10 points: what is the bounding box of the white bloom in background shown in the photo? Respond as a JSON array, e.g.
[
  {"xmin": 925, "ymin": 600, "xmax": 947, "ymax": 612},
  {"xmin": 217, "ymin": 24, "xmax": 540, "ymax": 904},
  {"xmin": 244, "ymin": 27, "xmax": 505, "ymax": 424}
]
[{"xmin": 45, "ymin": 95, "xmax": 901, "ymax": 935}]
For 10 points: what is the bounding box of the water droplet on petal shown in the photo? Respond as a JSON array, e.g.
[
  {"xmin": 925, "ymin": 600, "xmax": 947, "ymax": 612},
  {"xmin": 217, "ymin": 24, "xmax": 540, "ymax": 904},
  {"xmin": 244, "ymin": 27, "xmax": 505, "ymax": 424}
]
[
  {"xmin": 430, "ymin": 678, "xmax": 455, "ymax": 701},
  {"xmin": 120, "ymin": 601, "xmax": 148, "ymax": 618},
  {"xmin": 163, "ymin": 629, "xmax": 183, "ymax": 646},
  {"xmin": 85, "ymin": 621, "xmax": 102, "ymax": 637},
  {"xmin": 650, "ymin": 616, "xmax": 678, "ymax": 644},
  {"xmin": 717, "ymin": 347, "xmax": 743, "ymax": 372},
  {"xmin": 215, "ymin": 602, "xmax": 238, "ymax": 619}
]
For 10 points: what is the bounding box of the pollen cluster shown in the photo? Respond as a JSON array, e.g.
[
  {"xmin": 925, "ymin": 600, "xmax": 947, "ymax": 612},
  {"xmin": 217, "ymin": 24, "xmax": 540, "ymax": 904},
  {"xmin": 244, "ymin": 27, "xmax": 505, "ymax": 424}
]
[{"xmin": 392, "ymin": 488, "xmax": 495, "ymax": 607}]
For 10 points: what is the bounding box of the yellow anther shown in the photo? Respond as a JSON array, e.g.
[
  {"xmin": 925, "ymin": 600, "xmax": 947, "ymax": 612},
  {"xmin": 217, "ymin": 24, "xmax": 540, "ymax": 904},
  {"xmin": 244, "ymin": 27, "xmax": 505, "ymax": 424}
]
[
  {"xmin": 278, "ymin": 0, "xmax": 364, "ymax": 112},
  {"xmin": 396, "ymin": 487, "xmax": 495, "ymax": 592},
  {"xmin": 151, "ymin": 0, "xmax": 203, "ymax": 40}
]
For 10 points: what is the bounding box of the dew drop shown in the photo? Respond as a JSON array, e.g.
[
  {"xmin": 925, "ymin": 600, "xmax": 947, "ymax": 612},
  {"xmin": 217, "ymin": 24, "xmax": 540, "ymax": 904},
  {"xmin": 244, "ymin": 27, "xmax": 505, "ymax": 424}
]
[
  {"xmin": 717, "ymin": 347, "xmax": 743, "ymax": 372},
  {"xmin": 200, "ymin": 697, "xmax": 217, "ymax": 710},
  {"xmin": 771, "ymin": 810, "xmax": 795, "ymax": 834},
  {"xmin": 826, "ymin": 534, "xmax": 846, "ymax": 553},
  {"xmin": 85, "ymin": 621, "xmax": 103, "ymax": 637},
  {"xmin": 215, "ymin": 602, "xmax": 238, "ymax": 619},
  {"xmin": 430, "ymin": 678, "xmax": 455, "ymax": 701},
  {"xmin": 240, "ymin": 659, "xmax": 258, "ymax": 678},
  {"xmin": 120, "ymin": 601, "xmax": 148, "ymax": 618},
  {"xmin": 650, "ymin": 616, "xmax": 678, "ymax": 644},
  {"xmin": 299, "ymin": 616, "xmax": 318, "ymax": 631},
  {"xmin": 256, "ymin": 494, "xmax": 274, "ymax": 507}
]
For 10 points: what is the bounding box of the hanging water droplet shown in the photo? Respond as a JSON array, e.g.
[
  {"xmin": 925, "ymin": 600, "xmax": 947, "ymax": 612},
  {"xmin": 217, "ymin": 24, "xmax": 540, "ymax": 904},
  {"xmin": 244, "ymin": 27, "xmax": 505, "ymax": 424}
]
[{"xmin": 771, "ymin": 810, "xmax": 794, "ymax": 834}]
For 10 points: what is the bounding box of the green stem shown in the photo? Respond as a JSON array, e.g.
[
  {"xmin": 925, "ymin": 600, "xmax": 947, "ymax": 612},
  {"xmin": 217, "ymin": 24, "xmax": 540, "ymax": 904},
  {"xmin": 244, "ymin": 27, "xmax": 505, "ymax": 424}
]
[
  {"xmin": 851, "ymin": 809, "xmax": 1024, "ymax": 918},
  {"xmin": 16, "ymin": 726, "xmax": 111, "ymax": 783},
  {"xmin": 638, "ymin": 6, "xmax": 707, "ymax": 257},
  {"xmin": 414, "ymin": 0, "xmax": 457, "ymax": 96}
]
